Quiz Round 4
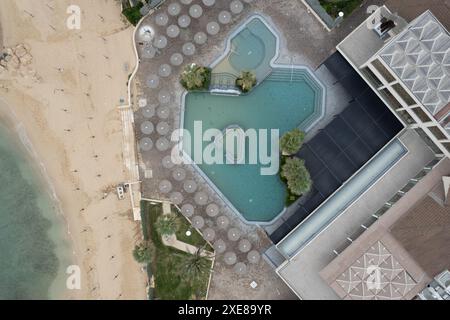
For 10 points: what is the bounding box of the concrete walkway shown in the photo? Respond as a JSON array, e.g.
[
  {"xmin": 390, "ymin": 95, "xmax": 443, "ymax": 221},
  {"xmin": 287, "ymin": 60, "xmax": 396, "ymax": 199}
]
[{"xmin": 161, "ymin": 201, "xmax": 213, "ymax": 257}]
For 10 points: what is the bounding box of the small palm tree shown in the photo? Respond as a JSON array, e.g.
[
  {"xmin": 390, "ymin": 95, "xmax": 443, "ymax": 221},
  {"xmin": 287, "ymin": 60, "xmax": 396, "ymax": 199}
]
[
  {"xmin": 178, "ymin": 247, "xmax": 212, "ymax": 286},
  {"xmin": 236, "ymin": 71, "xmax": 257, "ymax": 93},
  {"xmin": 155, "ymin": 213, "xmax": 180, "ymax": 236},
  {"xmin": 132, "ymin": 241, "xmax": 154, "ymax": 264},
  {"xmin": 180, "ymin": 63, "xmax": 212, "ymax": 91}
]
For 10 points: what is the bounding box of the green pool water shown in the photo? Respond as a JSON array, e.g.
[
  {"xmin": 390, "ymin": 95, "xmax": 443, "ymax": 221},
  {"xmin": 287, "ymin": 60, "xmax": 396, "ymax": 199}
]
[{"xmin": 183, "ymin": 69, "xmax": 323, "ymax": 222}]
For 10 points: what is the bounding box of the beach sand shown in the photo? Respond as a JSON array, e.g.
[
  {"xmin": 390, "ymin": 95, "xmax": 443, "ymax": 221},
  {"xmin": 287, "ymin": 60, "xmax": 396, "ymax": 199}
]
[{"xmin": 0, "ymin": 0, "xmax": 147, "ymax": 299}]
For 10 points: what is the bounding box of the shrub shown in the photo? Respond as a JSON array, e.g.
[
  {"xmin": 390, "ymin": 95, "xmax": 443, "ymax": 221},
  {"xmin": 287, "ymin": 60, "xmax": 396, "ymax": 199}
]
[
  {"xmin": 280, "ymin": 128, "xmax": 305, "ymax": 155},
  {"xmin": 133, "ymin": 241, "xmax": 155, "ymax": 264},
  {"xmin": 281, "ymin": 157, "xmax": 312, "ymax": 196},
  {"xmin": 180, "ymin": 64, "xmax": 212, "ymax": 91}
]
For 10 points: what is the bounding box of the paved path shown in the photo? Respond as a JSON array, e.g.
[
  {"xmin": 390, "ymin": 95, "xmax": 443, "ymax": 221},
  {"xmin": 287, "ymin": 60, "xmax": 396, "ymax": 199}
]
[
  {"xmin": 161, "ymin": 201, "xmax": 213, "ymax": 257},
  {"xmin": 119, "ymin": 104, "xmax": 142, "ymax": 220}
]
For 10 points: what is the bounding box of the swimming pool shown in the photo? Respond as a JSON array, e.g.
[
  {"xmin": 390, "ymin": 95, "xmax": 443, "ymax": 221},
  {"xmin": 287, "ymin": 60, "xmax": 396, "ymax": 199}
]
[
  {"xmin": 181, "ymin": 16, "xmax": 325, "ymax": 223},
  {"xmin": 211, "ymin": 16, "xmax": 277, "ymax": 85}
]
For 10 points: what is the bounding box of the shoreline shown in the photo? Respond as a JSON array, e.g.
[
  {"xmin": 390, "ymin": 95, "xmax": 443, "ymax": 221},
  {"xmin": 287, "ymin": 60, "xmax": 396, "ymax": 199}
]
[
  {"xmin": 0, "ymin": 0, "xmax": 147, "ymax": 299},
  {"xmin": 0, "ymin": 98, "xmax": 77, "ymax": 299}
]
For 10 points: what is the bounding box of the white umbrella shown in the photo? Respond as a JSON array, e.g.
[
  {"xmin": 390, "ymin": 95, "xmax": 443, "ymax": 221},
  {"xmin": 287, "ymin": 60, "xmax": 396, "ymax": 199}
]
[
  {"xmin": 140, "ymin": 121, "xmax": 154, "ymax": 135},
  {"xmin": 155, "ymin": 13, "xmax": 169, "ymax": 26},
  {"xmin": 182, "ymin": 42, "xmax": 196, "ymax": 56},
  {"xmin": 167, "ymin": 2, "xmax": 181, "ymax": 16},
  {"xmin": 178, "ymin": 15, "xmax": 191, "ymax": 28},
  {"xmin": 162, "ymin": 155, "xmax": 175, "ymax": 169},
  {"xmin": 216, "ymin": 215, "xmax": 229, "ymax": 229},
  {"xmin": 157, "ymin": 106, "xmax": 170, "ymax": 119},
  {"xmin": 170, "ymin": 192, "xmax": 183, "ymax": 205},
  {"xmin": 159, "ymin": 180, "xmax": 172, "ymax": 193},
  {"xmin": 247, "ymin": 250, "xmax": 260, "ymax": 264},
  {"xmin": 170, "ymin": 53, "xmax": 183, "ymax": 66},
  {"xmin": 206, "ymin": 203, "xmax": 219, "ymax": 217},
  {"xmin": 224, "ymin": 252, "xmax": 237, "ymax": 265},
  {"xmin": 181, "ymin": 203, "xmax": 194, "ymax": 217},
  {"xmin": 230, "ymin": 0, "xmax": 243, "ymax": 14},
  {"xmin": 158, "ymin": 64, "xmax": 172, "ymax": 77},
  {"xmin": 206, "ymin": 21, "xmax": 220, "ymax": 35},
  {"xmin": 183, "ymin": 180, "xmax": 197, "ymax": 193},
  {"xmin": 194, "ymin": 191, "xmax": 208, "ymax": 205},
  {"xmin": 238, "ymin": 239, "xmax": 251, "ymax": 253},
  {"xmin": 218, "ymin": 11, "xmax": 231, "ymax": 25},
  {"xmin": 202, "ymin": 0, "xmax": 215, "ymax": 7},
  {"xmin": 192, "ymin": 215, "xmax": 205, "ymax": 229},
  {"xmin": 146, "ymin": 74, "xmax": 160, "ymax": 88},
  {"xmin": 227, "ymin": 228, "xmax": 241, "ymax": 241},
  {"xmin": 156, "ymin": 121, "xmax": 170, "ymax": 135},
  {"xmin": 154, "ymin": 35, "xmax": 168, "ymax": 49},
  {"xmin": 166, "ymin": 25, "xmax": 180, "ymax": 38},
  {"xmin": 139, "ymin": 137, "xmax": 153, "ymax": 151},
  {"xmin": 213, "ymin": 239, "xmax": 226, "ymax": 254},
  {"xmin": 158, "ymin": 90, "xmax": 171, "ymax": 104},
  {"xmin": 194, "ymin": 32, "xmax": 207, "ymax": 45},
  {"xmin": 156, "ymin": 137, "xmax": 170, "ymax": 151},
  {"xmin": 172, "ymin": 167, "xmax": 186, "ymax": 181},
  {"xmin": 203, "ymin": 228, "xmax": 215, "ymax": 242},
  {"xmin": 189, "ymin": 4, "xmax": 203, "ymax": 18},
  {"xmin": 234, "ymin": 262, "xmax": 247, "ymax": 275}
]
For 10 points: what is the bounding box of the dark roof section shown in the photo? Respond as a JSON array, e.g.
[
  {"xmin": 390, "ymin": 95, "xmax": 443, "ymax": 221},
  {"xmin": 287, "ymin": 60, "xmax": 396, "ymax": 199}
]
[{"xmin": 269, "ymin": 52, "xmax": 404, "ymax": 244}]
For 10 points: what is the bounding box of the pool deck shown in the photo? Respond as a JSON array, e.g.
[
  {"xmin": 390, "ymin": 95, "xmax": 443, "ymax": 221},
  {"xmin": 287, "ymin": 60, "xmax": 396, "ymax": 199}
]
[{"xmin": 130, "ymin": 0, "xmax": 436, "ymax": 300}]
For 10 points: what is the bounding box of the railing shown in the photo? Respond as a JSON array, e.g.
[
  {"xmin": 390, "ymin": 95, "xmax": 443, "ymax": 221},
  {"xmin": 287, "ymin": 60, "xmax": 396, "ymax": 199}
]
[
  {"xmin": 210, "ymin": 72, "xmax": 238, "ymax": 92},
  {"xmin": 331, "ymin": 157, "xmax": 443, "ymax": 256}
]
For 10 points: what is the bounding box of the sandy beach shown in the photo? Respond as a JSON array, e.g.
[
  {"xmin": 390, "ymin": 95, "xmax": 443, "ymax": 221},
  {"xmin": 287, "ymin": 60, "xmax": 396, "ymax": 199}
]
[{"xmin": 0, "ymin": 0, "xmax": 147, "ymax": 299}]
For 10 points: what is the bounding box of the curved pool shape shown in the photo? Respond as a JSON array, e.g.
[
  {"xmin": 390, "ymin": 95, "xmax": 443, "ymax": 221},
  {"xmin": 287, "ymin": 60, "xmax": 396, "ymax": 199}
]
[
  {"xmin": 183, "ymin": 68, "xmax": 324, "ymax": 222},
  {"xmin": 211, "ymin": 16, "xmax": 277, "ymax": 82},
  {"xmin": 229, "ymin": 28, "xmax": 265, "ymax": 70}
]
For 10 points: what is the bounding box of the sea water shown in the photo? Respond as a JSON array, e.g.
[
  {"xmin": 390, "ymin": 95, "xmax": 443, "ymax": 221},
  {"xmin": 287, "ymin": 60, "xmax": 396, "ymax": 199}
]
[{"xmin": 0, "ymin": 119, "xmax": 73, "ymax": 299}]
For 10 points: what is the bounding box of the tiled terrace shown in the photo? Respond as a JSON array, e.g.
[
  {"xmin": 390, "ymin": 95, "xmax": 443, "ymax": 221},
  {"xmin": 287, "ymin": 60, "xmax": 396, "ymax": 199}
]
[{"xmin": 132, "ymin": 0, "xmax": 297, "ymax": 299}]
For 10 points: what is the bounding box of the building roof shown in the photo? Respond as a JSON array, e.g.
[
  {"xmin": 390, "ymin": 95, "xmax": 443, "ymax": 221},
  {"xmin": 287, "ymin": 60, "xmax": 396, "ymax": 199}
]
[
  {"xmin": 331, "ymin": 240, "xmax": 419, "ymax": 300},
  {"xmin": 379, "ymin": 11, "xmax": 450, "ymax": 116},
  {"xmin": 275, "ymin": 130, "xmax": 436, "ymax": 299},
  {"xmin": 320, "ymin": 158, "xmax": 450, "ymax": 300},
  {"xmin": 390, "ymin": 195, "xmax": 450, "ymax": 277}
]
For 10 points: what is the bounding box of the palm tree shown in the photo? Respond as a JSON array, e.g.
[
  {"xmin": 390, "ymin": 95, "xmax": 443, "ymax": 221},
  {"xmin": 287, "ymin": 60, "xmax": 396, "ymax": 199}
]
[
  {"xmin": 155, "ymin": 213, "xmax": 180, "ymax": 236},
  {"xmin": 178, "ymin": 247, "xmax": 212, "ymax": 286},
  {"xmin": 280, "ymin": 128, "xmax": 305, "ymax": 155},
  {"xmin": 236, "ymin": 71, "xmax": 257, "ymax": 93},
  {"xmin": 132, "ymin": 241, "xmax": 154, "ymax": 264},
  {"xmin": 180, "ymin": 63, "xmax": 211, "ymax": 91}
]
